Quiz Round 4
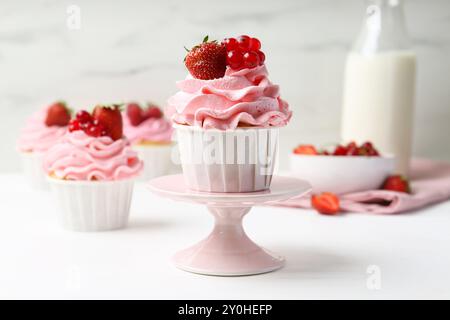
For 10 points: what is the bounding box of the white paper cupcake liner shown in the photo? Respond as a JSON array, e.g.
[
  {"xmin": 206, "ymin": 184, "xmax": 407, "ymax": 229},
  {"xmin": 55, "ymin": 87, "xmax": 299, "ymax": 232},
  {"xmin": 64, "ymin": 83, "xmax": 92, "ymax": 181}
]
[
  {"xmin": 20, "ymin": 151, "xmax": 48, "ymax": 190},
  {"xmin": 132, "ymin": 143, "xmax": 176, "ymax": 181},
  {"xmin": 175, "ymin": 125, "xmax": 279, "ymax": 192},
  {"xmin": 48, "ymin": 177, "xmax": 135, "ymax": 232}
]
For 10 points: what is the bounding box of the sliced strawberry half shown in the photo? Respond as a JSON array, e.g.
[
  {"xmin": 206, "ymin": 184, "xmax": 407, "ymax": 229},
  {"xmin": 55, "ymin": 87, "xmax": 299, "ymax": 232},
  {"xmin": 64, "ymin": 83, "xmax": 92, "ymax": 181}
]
[
  {"xmin": 311, "ymin": 192, "xmax": 340, "ymax": 215},
  {"xmin": 293, "ymin": 145, "xmax": 318, "ymax": 155}
]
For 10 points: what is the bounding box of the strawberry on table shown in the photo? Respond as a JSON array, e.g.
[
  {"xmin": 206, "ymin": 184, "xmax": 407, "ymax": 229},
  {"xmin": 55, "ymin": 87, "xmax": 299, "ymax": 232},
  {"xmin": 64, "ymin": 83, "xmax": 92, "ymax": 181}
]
[
  {"xmin": 311, "ymin": 192, "xmax": 340, "ymax": 215},
  {"xmin": 45, "ymin": 101, "xmax": 71, "ymax": 127},
  {"xmin": 382, "ymin": 175, "xmax": 410, "ymax": 193}
]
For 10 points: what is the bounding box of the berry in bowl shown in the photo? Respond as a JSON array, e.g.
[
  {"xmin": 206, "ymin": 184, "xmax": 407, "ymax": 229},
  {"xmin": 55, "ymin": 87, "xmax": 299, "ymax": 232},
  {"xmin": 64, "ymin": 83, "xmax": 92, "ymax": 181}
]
[{"xmin": 290, "ymin": 142, "xmax": 395, "ymax": 194}]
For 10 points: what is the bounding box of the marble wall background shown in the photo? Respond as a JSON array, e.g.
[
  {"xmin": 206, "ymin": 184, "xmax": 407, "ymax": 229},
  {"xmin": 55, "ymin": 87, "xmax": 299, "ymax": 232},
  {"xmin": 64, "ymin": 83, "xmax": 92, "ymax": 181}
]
[{"xmin": 0, "ymin": 0, "xmax": 449, "ymax": 172}]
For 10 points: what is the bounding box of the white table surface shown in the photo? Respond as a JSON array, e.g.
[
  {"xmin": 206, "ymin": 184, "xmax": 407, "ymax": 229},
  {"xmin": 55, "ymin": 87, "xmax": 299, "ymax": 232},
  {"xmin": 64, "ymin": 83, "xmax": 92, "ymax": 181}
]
[{"xmin": 1, "ymin": 173, "xmax": 450, "ymax": 300}]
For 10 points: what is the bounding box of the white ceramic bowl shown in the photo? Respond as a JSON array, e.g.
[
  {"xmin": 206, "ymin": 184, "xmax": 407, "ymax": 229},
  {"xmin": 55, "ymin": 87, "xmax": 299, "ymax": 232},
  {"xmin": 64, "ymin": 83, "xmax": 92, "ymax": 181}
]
[{"xmin": 289, "ymin": 154, "xmax": 395, "ymax": 194}]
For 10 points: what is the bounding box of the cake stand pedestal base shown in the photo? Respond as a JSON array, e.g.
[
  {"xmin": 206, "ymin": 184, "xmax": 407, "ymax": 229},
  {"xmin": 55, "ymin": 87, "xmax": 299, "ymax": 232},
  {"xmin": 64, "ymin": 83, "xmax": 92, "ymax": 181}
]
[
  {"xmin": 173, "ymin": 206, "xmax": 284, "ymax": 276},
  {"xmin": 148, "ymin": 175, "xmax": 311, "ymax": 276}
]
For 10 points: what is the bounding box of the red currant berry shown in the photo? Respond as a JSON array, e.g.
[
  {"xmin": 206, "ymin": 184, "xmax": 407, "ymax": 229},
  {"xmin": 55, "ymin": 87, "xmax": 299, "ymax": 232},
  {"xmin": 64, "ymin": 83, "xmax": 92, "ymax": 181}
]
[
  {"xmin": 243, "ymin": 51, "xmax": 260, "ymax": 69},
  {"xmin": 257, "ymin": 51, "xmax": 265, "ymax": 65},
  {"xmin": 76, "ymin": 110, "xmax": 92, "ymax": 124},
  {"xmin": 89, "ymin": 126, "xmax": 101, "ymax": 137},
  {"xmin": 346, "ymin": 142, "xmax": 359, "ymax": 156},
  {"xmin": 249, "ymin": 38, "xmax": 261, "ymax": 51},
  {"xmin": 237, "ymin": 35, "xmax": 251, "ymax": 50},
  {"xmin": 83, "ymin": 122, "xmax": 92, "ymax": 133},
  {"xmin": 223, "ymin": 38, "xmax": 238, "ymax": 51},
  {"xmin": 127, "ymin": 157, "xmax": 138, "ymax": 166},
  {"xmin": 68, "ymin": 119, "xmax": 80, "ymax": 132},
  {"xmin": 226, "ymin": 50, "xmax": 244, "ymax": 69},
  {"xmin": 86, "ymin": 121, "xmax": 105, "ymax": 137},
  {"xmin": 361, "ymin": 141, "xmax": 373, "ymax": 150},
  {"xmin": 97, "ymin": 123, "xmax": 107, "ymax": 136}
]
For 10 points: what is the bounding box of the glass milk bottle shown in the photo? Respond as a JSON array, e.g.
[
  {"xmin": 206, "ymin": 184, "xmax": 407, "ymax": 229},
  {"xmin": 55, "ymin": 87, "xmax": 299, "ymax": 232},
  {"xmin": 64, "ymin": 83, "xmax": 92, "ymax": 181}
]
[{"xmin": 341, "ymin": 0, "xmax": 416, "ymax": 175}]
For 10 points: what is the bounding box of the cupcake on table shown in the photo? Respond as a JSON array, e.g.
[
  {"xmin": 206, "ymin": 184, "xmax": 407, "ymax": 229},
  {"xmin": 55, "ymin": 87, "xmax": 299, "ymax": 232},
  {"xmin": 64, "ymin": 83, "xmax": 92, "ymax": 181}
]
[
  {"xmin": 123, "ymin": 102, "xmax": 175, "ymax": 180},
  {"xmin": 168, "ymin": 35, "xmax": 291, "ymax": 192},
  {"xmin": 43, "ymin": 105, "xmax": 143, "ymax": 232},
  {"xmin": 17, "ymin": 101, "xmax": 71, "ymax": 190}
]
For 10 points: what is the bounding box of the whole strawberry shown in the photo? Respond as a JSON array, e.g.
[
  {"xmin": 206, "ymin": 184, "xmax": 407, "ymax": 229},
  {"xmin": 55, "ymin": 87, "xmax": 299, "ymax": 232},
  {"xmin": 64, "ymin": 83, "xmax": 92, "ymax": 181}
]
[
  {"xmin": 45, "ymin": 101, "xmax": 71, "ymax": 127},
  {"xmin": 93, "ymin": 104, "xmax": 123, "ymax": 141},
  {"xmin": 143, "ymin": 104, "xmax": 163, "ymax": 119},
  {"xmin": 184, "ymin": 36, "xmax": 227, "ymax": 80},
  {"xmin": 126, "ymin": 102, "xmax": 163, "ymax": 127},
  {"xmin": 126, "ymin": 103, "xmax": 143, "ymax": 126},
  {"xmin": 382, "ymin": 175, "xmax": 410, "ymax": 193}
]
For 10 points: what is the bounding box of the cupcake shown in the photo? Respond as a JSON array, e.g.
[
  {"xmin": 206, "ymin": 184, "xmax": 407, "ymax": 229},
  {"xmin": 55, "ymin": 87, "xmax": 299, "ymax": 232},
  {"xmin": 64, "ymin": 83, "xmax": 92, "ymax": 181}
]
[
  {"xmin": 123, "ymin": 102, "xmax": 175, "ymax": 180},
  {"xmin": 17, "ymin": 101, "xmax": 71, "ymax": 190},
  {"xmin": 168, "ymin": 35, "xmax": 291, "ymax": 192},
  {"xmin": 43, "ymin": 105, "xmax": 143, "ymax": 231}
]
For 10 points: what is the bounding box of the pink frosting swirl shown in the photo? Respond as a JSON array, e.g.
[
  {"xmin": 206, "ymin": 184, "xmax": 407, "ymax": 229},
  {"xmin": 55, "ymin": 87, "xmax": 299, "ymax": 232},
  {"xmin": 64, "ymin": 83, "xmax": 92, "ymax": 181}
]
[
  {"xmin": 122, "ymin": 113, "xmax": 173, "ymax": 144},
  {"xmin": 17, "ymin": 107, "xmax": 67, "ymax": 153},
  {"xmin": 43, "ymin": 130, "xmax": 143, "ymax": 181},
  {"xmin": 167, "ymin": 65, "xmax": 291, "ymax": 130}
]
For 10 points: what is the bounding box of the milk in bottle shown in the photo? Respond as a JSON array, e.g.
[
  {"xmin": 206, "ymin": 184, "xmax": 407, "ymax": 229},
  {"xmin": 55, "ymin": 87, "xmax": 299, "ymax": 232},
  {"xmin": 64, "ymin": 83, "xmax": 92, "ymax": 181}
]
[{"xmin": 341, "ymin": 0, "xmax": 416, "ymax": 175}]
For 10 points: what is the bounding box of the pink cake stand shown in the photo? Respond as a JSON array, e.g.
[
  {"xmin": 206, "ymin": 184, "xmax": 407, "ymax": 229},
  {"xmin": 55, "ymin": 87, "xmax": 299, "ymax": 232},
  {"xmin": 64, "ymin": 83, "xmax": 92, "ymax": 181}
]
[{"xmin": 148, "ymin": 175, "xmax": 311, "ymax": 276}]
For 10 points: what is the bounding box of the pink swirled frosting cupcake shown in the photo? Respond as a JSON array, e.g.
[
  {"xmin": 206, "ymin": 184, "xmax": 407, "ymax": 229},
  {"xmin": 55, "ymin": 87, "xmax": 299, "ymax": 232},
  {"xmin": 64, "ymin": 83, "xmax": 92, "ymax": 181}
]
[
  {"xmin": 45, "ymin": 106, "xmax": 143, "ymax": 231},
  {"xmin": 18, "ymin": 102, "xmax": 72, "ymax": 190},
  {"xmin": 168, "ymin": 35, "xmax": 291, "ymax": 192},
  {"xmin": 168, "ymin": 65, "xmax": 291, "ymax": 130},
  {"xmin": 44, "ymin": 130, "xmax": 143, "ymax": 181},
  {"xmin": 17, "ymin": 103, "xmax": 70, "ymax": 153},
  {"xmin": 122, "ymin": 103, "xmax": 175, "ymax": 180},
  {"xmin": 123, "ymin": 116, "xmax": 173, "ymax": 144},
  {"xmin": 122, "ymin": 103, "xmax": 173, "ymax": 144}
]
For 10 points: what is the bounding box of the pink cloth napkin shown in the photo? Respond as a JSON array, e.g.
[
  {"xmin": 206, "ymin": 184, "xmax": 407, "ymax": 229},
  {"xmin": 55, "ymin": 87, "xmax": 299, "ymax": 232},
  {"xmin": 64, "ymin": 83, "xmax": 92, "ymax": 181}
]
[{"xmin": 276, "ymin": 158, "xmax": 450, "ymax": 214}]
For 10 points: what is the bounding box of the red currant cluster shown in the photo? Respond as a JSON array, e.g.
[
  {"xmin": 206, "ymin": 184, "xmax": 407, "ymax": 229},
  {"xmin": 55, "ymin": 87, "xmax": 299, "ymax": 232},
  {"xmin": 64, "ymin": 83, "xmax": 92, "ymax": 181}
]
[
  {"xmin": 68, "ymin": 110, "xmax": 107, "ymax": 138},
  {"xmin": 223, "ymin": 35, "xmax": 265, "ymax": 70}
]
